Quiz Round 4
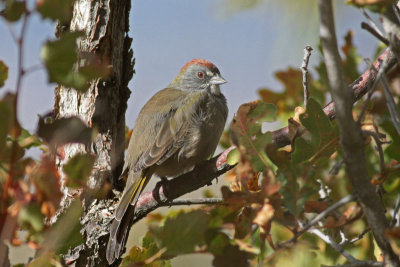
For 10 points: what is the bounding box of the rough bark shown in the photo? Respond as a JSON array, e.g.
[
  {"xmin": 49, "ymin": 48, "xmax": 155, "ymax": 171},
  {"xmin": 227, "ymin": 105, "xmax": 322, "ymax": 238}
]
[{"xmin": 53, "ymin": 0, "xmax": 133, "ymax": 266}]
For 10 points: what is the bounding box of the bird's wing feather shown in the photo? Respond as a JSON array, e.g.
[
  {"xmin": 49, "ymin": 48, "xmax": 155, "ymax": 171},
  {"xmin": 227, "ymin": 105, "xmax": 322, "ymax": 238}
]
[{"xmin": 133, "ymin": 90, "xmax": 204, "ymax": 173}]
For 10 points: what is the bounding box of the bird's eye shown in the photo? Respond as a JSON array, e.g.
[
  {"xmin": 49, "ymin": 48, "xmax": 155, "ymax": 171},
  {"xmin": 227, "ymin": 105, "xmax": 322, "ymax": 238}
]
[{"xmin": 197, "ymin": 72, "xmax": 204, "ymax": 79}]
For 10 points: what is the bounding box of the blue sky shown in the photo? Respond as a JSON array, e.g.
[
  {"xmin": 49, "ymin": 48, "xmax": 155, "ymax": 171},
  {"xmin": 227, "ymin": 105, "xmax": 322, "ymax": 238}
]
[{"xmin": 0, "ymin": 1, "xmax": 380, "ymax": 132}]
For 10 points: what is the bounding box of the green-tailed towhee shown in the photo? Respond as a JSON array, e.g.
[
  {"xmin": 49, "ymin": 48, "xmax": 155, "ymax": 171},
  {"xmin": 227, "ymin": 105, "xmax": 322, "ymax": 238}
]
[{"xmin": 106, "ymin": 59, "xmax": 228, "ymax": 264}]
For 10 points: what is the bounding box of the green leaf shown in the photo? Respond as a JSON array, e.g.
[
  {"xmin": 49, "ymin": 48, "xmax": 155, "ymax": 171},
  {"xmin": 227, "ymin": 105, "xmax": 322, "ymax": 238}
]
[
  {"xmin": 41, "ymin": 32, "xmax": 110, "ymax": 91},
  {"xmin": 41, "ymin": 32, "xmax": 88, "ymax": 91},
  {"xmin": 2, "ymin": 0, "xmax": 25, "ymax": 22},
  {"xmin": 212, "ymin": 244, "xmax": 250, "ymax": 267},
  {"xmin": 42, "ymin": 199, "xmax": 83, "ymax": 254},
  {"xmin": 231, "ymin": 101, "xmax": 277, "ymax": 171},
  {"xmin": 291, "ymin": 98, "xmax": 338, "ymax": 164},
  {"xmin": 248, "ymin": 102, "xmax": 277, "ymax": 123},
  {"xmin": 37, "ymin": 0, "xmax": 72, "ymax": 23},
  {"xmin": 37, "ymin": 116, "xmax": 94, "ymax": 146},
  {"xmin": 380, "ymin": 116, "xmax": 400, "ymax": 161},
  {"xmin": 0, "ymin": 60, "xmax": 8, "ymax": 87},
  {"xmin": 17, "ymin": 128, "xmax": 42, "ymax": 148},
  {"xmin": 27, "ymin": 252, "xmax": 60, "ymax": 267},
  {"xmin": 18, "ymin": 203, "xmax": 45, "ymax": 232},
  {"xmin": 63, "ymin": 153, "xmax": 95, "ymax": 188},
  {"xmin": 207, "ymin": 232, "xmax": 230, "ymax": 255},
  {"xmin": 142, "ymin": 233, "xmax": 163, "ymax": 257},
  {"xmin": 121, "ymin": 234, "xmax": 172, "ymax": 267},
  {"xmin": 226, "ymin": 148, "xmax": 239, "ymax": 166},
  {"xmin": 149, "ymin": 210, "xmax": 209, "ymax": 255},
  {"xmin": 208, "ymin": 206, "xmax": 238, "ymax": 228}
]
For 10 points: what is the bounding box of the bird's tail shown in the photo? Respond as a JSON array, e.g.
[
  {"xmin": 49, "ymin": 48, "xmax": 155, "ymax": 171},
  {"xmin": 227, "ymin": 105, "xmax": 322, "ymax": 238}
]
[{"xmin": 106, "ymin": 174, "xmax": 149, "ymax": 264}]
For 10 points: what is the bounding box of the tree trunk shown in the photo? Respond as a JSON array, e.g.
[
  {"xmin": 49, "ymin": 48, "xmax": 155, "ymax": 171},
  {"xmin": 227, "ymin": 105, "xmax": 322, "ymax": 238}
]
[{"xmin": 53, "ymin": 0, "xmax": 133, "ymax": 265}]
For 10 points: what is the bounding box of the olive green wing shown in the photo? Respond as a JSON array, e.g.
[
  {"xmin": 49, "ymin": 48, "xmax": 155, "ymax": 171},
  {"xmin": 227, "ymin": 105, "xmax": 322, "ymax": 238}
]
[{"xmin": 133, "ymin": 90, "xmax": 204, "ymax": 173}]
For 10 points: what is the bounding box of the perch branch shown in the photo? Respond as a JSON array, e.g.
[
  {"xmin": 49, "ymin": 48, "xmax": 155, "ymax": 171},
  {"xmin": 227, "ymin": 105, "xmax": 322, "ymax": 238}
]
[
  {"xmin": 130, "ymin": 148, "xmax": 235, "ymax": 225},
  {"xmin": 159, "ymin": 198, "xmax": 224, "ymax": 207}
]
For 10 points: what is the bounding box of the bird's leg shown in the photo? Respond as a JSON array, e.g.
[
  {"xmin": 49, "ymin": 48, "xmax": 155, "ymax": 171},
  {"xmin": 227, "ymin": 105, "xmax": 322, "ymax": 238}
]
[
  {"xmin": 153, "ymin": 177, "xmax": 173, "ymax": 206},
  {"xmin": 160, "ymin": 176, "xmax": 168, "ymax": 183}
]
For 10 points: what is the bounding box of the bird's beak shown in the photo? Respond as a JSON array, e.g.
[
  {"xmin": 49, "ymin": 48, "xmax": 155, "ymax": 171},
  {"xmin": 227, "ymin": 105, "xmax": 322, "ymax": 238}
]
[{"xmin": 210, "ymin": 75, "xmax": 227, "ymax": 85}]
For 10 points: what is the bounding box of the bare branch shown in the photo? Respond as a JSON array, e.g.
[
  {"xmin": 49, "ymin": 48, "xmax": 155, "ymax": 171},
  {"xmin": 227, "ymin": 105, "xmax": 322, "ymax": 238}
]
[
  {"xmin": 391, "ymin": 194, "xmax": 400, "ymax": 227},
  {"xmin": 361, "ymin": 22, "xmax": 389, "ymax": 45},
  {"xmin": 24, "ymin": 63, "xmax": 43, "ymax": 75},
  {"xmin": 362, "ymin": 8, "xmax": 385, "ymax": 38},
  {"xmin": 357, "ymin": 56, "xmax": 391, "ymax": 125},
  {"xmin": 301, "ymin": 45, "xmax": 313, "ymax": 107},
  {"xmin": 381, "ymin": 4, "xmax": 400, "ymax": 59},
  {"xmin": 363, "ymin": 130, "xmax": 385, "ymax": 173},
  {"xmin": 339, "ymin": 228, "xmax": 371, "ymax": 246},
  {"xmin": 308, "ymin": 228, "xmax": 358, "ymax": 263},
  {"xmin": 318, "ymin": 1, "xmax": 399, "ymax": 266},
  {"xmin": 381, "ymin": 72, "xmax": 400, "ymax": 135},
  {"xmin": 278, "ymin": 195, "xmax": 356, "ymax": 247}
]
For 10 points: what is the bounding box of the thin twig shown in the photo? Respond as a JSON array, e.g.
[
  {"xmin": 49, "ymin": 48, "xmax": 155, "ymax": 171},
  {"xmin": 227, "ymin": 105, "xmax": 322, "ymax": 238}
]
[
  {"xmin": 329, "ymin": 160, "xmax": 344, "ymax": 175},
  {"xmin": 357, "ymin": 57, "xmax": 390, "ymax": 125},
  {"xmin": 309, "ymin": 228, "xmax": 358, "ymax": 263},
  {"xmin": 363, "ymin": 130, "xmax": 385, "ymax": 173},
  {"xmin": 159, "ymin": 198, "xmax": 223, "ymax": 207},
  {"xmin": 24, "ymin": 63, "xmax": 43, "ymax": 75},
  {"xmin": 301, "ymin": 45, "xmax": 313, "ymax": 107},
  {"xmin": 3, "ymin": 11, "xmax": 30, "ymax": 213},
  {"xmin": 278, "ymin": 195, "xmax": 356, "ymax": 247},
  {"xmin": 361, "ymin": 22, "xmax": 390, "ymax": 45},
  {"xmin": 6, "ymin": 23, "xmax": 19, "ymax": 44},
  {"xmin": 340, "ymin": 228, "xmax": 371, "ymax": 246},
  {"xmin": 381, "ymin": 72, "xmax": 400, "ymax": 135},
  {"xmin": 1, "ymin": 10, "xmax": 30, "ymax": 267},
  {"xmin": 363, "ymin": 56, "xmax": 400, "ymax": 135},
  {"xmin": 394, "ymin": 4, "xmax": 400, "ymax": 23},
  {"xmin": 391, "ymin": 194, "xmax": 400, "ymax": 227},
  {"xmin": 361, "ymin": 9, "xmax": 385, "ymax": 38}
]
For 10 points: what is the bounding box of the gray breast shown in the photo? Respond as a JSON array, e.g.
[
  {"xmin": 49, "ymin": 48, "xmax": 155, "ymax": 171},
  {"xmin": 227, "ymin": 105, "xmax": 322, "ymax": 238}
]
[{"xmin": 180, "ymin": 93, "xmax": 228, "ymax": 160}]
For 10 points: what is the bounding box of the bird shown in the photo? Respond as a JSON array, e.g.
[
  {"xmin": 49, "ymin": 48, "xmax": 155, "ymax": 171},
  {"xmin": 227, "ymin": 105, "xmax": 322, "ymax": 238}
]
[{"xmin": 106, "ymin": 59, "xmax": 228, "ymax": 264}]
